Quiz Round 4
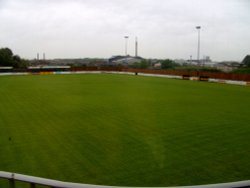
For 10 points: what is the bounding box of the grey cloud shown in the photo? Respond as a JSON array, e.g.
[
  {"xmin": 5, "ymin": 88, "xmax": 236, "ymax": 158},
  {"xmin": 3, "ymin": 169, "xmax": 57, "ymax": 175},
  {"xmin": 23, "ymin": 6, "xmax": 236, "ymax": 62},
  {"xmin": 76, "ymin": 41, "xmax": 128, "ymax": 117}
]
[{"xmin": 0, "ymin": 0, "xmax": 249, "ymax": 60}]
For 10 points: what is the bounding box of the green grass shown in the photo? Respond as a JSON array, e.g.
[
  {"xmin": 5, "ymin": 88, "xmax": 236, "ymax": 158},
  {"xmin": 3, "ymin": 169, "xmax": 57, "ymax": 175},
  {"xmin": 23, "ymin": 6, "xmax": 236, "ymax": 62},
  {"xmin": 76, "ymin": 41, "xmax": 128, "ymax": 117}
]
[{"xmin": 0, "ymin": 74, "xmax": 250, "ymax": 187}]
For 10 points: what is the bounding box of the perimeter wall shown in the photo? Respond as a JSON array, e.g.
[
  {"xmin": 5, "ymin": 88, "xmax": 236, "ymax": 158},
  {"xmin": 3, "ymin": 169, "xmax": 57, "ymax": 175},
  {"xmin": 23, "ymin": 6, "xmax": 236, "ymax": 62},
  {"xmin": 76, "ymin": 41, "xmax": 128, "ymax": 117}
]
[{"xmin": 70, "ymin": 67, "xmax": 250, "ymax": 82}]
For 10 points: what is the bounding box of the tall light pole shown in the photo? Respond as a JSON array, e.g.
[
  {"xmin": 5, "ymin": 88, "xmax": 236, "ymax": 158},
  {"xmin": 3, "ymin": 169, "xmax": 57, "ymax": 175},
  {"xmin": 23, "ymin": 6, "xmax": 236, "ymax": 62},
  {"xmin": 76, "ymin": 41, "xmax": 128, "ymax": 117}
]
[
  {"xmin": 196, "ymin": 26, "xmax": 201, "ymax": 65},
  {"xmin": 124, "ymin": 36, "xmax": 129, "ymax": 56},
  {"xmin": 135, "ymin": 37, "xmax": 138, "ymax": 57}
]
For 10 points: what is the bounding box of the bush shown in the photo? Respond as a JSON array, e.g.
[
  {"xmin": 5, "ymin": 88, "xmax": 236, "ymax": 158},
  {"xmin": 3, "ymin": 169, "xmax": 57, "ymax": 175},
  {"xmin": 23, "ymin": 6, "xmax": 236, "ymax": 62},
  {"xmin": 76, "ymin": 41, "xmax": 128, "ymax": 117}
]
[{"xmin": 231, "ymin": 68, "xmax": 250, "ymax": 74}]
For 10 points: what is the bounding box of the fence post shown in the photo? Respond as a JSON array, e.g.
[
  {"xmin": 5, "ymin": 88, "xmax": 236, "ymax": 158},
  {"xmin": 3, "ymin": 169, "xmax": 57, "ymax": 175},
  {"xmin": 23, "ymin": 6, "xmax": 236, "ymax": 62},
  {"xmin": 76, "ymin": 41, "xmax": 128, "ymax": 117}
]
[
  {"xmin": 9, "ymin": 173, "xmax": 15, "ymax": 188},
  {"xmin": 30, "ymin": 183, "xmax": 36, "ymax": 188}
]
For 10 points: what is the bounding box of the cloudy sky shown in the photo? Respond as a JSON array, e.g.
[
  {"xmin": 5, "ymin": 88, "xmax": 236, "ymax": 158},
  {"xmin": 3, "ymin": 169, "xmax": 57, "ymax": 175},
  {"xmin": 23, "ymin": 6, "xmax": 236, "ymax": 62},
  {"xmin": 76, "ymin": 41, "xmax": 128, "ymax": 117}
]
[{"xmin": 0, "ymin": 0, "xmax": 249, "ymax": 61}]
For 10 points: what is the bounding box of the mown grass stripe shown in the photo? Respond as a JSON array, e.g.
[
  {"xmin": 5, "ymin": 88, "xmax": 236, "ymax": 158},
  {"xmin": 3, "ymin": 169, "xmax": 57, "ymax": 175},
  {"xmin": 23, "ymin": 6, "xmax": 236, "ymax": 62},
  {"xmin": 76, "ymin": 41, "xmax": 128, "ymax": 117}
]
[{"xmin": 0, "ymin": 74, "xmax": 250, "ymax": 187}]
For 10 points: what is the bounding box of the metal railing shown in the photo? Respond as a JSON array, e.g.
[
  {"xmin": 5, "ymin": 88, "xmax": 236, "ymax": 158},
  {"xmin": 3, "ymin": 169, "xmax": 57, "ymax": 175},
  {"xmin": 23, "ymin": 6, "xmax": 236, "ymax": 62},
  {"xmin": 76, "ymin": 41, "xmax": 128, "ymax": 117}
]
[{"xmin": 0, "ymin": 171, "xmax": 250, "ymax": 188}]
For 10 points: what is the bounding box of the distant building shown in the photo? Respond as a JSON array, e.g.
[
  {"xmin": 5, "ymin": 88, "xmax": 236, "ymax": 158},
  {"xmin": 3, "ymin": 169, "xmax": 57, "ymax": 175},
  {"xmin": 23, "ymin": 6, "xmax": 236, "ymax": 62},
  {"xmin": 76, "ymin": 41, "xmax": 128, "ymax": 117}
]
[
  {"xmin": 108, "ymin": 55, "xmax": 144, "ymax": 66},
  {"xmin": 185, "ymin": 56, "xmax": 212, "ymax": 66},
  {"xmin": 0, "ymin": 66, "xmax": 13, "ymax": 72},
  {"xmin": 31, "ymin": 58, "xmax": 108, "ymax": 67},
  {"xmin": 174, "ymin": 59, "xmax": 187, "ymax": 65},
  {"xmin": 153, "ymin": 63, "xmax": 161, "ymax": 68},
  {"xmin": 215, "ymin": 61, "xmax": 241, "ymax": 72}
]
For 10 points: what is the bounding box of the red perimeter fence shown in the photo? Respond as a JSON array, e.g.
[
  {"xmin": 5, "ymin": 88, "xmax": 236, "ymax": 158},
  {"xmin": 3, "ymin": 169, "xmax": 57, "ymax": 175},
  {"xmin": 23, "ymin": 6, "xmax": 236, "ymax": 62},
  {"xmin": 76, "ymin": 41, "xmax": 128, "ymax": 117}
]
[{"xmin": 70, "ymin": 67, "xmax": 250, "ymax": 82}]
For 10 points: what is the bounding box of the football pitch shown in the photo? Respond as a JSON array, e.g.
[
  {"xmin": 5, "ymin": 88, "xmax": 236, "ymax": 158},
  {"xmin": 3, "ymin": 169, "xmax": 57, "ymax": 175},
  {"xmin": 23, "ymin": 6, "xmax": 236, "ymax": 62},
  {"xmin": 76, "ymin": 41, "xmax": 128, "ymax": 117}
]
[{"xmin": 0, "ymin": 74, "xmax": 250, "ymax": 187}]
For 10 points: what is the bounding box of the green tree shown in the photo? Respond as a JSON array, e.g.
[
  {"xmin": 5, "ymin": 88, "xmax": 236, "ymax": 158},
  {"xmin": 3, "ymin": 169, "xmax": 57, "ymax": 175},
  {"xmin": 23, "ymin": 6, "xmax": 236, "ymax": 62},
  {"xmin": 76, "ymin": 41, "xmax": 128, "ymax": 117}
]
[
  {"xmin": 0, "ymin": 48, "xmax": 14, "ymax": 66},
  {"xmin": 161, "ymin": 59, "xmax": 178, "ymax": 69},
  {"xmin": 139, "ymin": 60, "xmax": 150, "ymax": 69},
  {"xmin": 242, "ymin": 55, "xmax": 250, "ymax": 67},
  {"xmin": 0, "ymin": 48, "xmax": 29, "ymax": 68},
  {"xmin": 129, "ymin": 60, "xmax": 150, "ymax": 69}
]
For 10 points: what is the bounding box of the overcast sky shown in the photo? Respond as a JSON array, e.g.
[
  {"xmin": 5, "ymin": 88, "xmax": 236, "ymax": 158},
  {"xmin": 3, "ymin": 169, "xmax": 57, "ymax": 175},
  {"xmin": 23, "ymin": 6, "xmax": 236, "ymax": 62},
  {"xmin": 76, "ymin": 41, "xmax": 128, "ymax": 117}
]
[{"xmin": 0, "ymin": 0, "xmax": 249, "ymax": 61}]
